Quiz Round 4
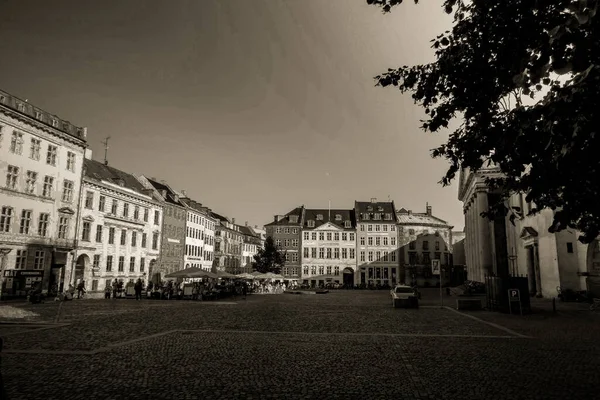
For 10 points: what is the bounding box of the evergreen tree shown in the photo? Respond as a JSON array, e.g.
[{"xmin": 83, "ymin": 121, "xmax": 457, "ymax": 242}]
[{"xmin": 252, "ymin": 236, "xmax": 286, "ymax": 274}]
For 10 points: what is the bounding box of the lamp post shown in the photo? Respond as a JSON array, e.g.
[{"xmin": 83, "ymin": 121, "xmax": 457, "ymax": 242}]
[{"xmin": 0, "ymin": 249, "xmax": 13, "ymax": 300}]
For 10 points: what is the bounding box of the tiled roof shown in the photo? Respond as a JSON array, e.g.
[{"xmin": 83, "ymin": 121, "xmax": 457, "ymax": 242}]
[
  {"xmin": 354, "ymin": 201, "xmax": 397, "ymax": 222},
  {"xmin": 396, "ymin": 211, "xmax": 450, "ymax": 226},
  {"xmin": 146, "ymin": 178, "xmax": 185, "ymax": 207},
  {"xmin": 302, "ymin": 209, "xmax": 355, "ymax": 230},
  {"xmin": 84, "ymin": 159, "xmax": 147, "ymax": 195},
  {"xmin": 237, "ymin": 225, "xmax": 259, "ymax": 237},
  {"xmin": 264, "ymin": 207, "xmax": 304, "ymax": 227},
  {"xmin": 210, "ymin": 212, "xmax": 230, "ymax": 223}
]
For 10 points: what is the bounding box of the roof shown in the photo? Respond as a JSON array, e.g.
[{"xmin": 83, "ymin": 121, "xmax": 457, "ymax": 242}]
[
  {"xmin": 210, "ymin": 211, "xmax": 230, "ymax": 223},
  {"xmin": 396, "ymin": 211, "xmax": 450, "ymax": 226},
  {"xmin": 354, "ymin": 201, "xmax": 397, "ymax": 222},
  {"xmin": 237, "ymin": 225, "xmax": 259, "ymax": 237},
  {"xmin": 302, "ymin": 209, "xmax": 355, "ymax": 230},
  {"xmin": 145, "ymin": 177, "xmax": 185, "ymax": 207},
  {"xmin": 264, "ymin": 207, "xmax": 304, "ymax": 227},
  {"xmin": 84, "ymin": 159, "xmax": 147, "ymax": 195}
]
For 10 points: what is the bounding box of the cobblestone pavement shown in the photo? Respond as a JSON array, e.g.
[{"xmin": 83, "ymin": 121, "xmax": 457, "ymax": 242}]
[{"xmin": 1, "ymin": 291, "xmax": 599, "ymax": 399}]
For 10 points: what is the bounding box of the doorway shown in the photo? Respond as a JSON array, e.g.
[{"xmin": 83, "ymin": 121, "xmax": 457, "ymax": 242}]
[{"xmin": 343, "ymin": 267, "xmax": 354, "ymax": 287}]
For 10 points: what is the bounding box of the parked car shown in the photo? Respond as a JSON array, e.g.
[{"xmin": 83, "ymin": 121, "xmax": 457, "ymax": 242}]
[{"xmin": 390, "ymin": 285, "xmax": 419, "ymax": 309}]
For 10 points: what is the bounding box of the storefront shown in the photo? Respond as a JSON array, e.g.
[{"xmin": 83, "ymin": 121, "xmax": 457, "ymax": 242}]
[
  {"xmin": 2, "ymin": 269, "xmax": 44, "ymax": 298},
  {"xmin": 359, "ymin": 266, "xmax": 397, "ymax": 287}
]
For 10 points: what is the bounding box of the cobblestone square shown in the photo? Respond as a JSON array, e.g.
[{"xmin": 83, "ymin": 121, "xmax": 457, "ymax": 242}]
[{"xmin": 2, "ymin": 291, "xmax": 600, "ymax": 399}]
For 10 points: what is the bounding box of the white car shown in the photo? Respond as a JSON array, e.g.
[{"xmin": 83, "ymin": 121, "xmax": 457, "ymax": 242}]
[{"xmin": 391, "ymin": 285, "xmax": 419, "ymax": 308}]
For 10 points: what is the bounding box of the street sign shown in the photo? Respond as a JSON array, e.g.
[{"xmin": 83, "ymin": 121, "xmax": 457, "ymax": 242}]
[
  {"xmin": 508, "ymin": 289, "xmax": 523, "ymax": 316},
  {"xmin": 431, "ymin": 259, "xmax": 441, "ymax": 276}
]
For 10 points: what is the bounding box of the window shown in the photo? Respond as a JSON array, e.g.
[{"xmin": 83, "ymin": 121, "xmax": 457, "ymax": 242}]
[
  {"xmin": 152, "ymin": 232, "xmax": 159, "ymax": 250},
  {"xmin": 58, "ymin": 216, "xmax": 69, "ymax": 238},
  {"xmin": 360, "ymin": 251, "xmax": 365, "ymax": 262},
  {"xmin": 303, "ymin": 248, "xmax": 309, "ymax": 258},
  {"xmin": 66, "ymin": 151, "xmax": 75, "ymax": 172},
  {"xmin": 291, "ymin": 239, "xmax": 298, "ymax": 247},
  {"xmin": 376, "ymin": 251, "xmax": 381, "ymax": 261},
  {"xmin": 391, "ymin": 237, "xmax": 396, "ymax": 246},
  {"xmin": 99, "ymin": 196, "xmax": 106, "ymax": 212},
  {"xmin": 123, "ymin": 203, "xmax": 129, "ymax": 218},
  {"xmin": 310, "ymin": 266, "xmax": 317, "ymax": 275},
  {"xmin": 120, "ymin": 229, "xmax": 127, "ymax": 245},
  {"xmin": 307, "ymin": 220, "xmax": 315, "ymax": 228},
  {"xmin": 81, "ymin": 221, "xmax": 91, "ymax": 241},
  {"xmin": 334, "ymin": 248, "xmax": 340, "ymax": 259},
  {"xmin": 375, "ymin": 224, "xmax": 381, "ymax": 232},
  {"xmin": 284, "ymin": 227, "xmax": 290, "ymax": 234},
  {"xmin": 304, "ymin": 232, "xmax": 309, "ymax": 240},
  {"xmin": 292, "ymin": 228, "xmax": 298, "ymax": 234},
  {"xmin": 129, "ymin": 256, "xmax": 136, "ymax": 272},
  {"xmin": 368, "ymin": 251, "xmax": 373, "ymax": 262},
  {"xmin": 143, "ymin": 208, "xmax": 149, "ymax": 222},
  {"xmin": 25, "ymin": 171, "xmax": 37, "ymax": 194},
  {"xmin": 363, "ymin": 213, "xmax": 370, "ymax": 221},
  {"xmin": 319, "ymin": 266, "xmax": 324, "ymax": 275},
  {"xmin": 30, "ymin": 138, "xmax": 41, "ymax": 160},
  {"xmin": 374, "ymin": 213, "xmax": 381, "ymax": 220},
  {"xmin": 42, "ymin": 176, "xmax": 54, "ymax": 197},
  {"xmin": 423, "ymin": 241, "xmax": 429, "ymax": 250},
  {"xmin": 334, "ymin": 232, "xmax": 340, "ymax": 241},
  {"xmin": 131, "ymin": 231, "xmax": 137, "ymax": 247},
  {"xmin": 291, "ymin": 252, "xmax": 298, "ymax": 262},
  {"xmin": 376, "ymin": 237, "xmax": 381, "ymax": 246},
  {"xmin": 383, "ymin": 225, "xmax": 388, "ymax": 232},
  {"xmin": 335, "ymin": 214, "xmax": 342, "ymax": 221},
  {"xmin": 275, "ymin": 227, "xmax": 281, "ymax": 234},
  {"xmin": 93, "ymin": 255, "xmax": 101, "ymax": 269},
  {"xmin": 326, "ymin": 248, "xmax": 332, "ymax": 259},
  {"xmin": 140, "ymin": 258, "xmax": 145, "ymax": 272},
  {"xmin": 326, "ymin": 232, "xmax": 332, "ymax": 241},
  {"xmin": 311, "ymin": 248, "xmax": 317, "ymax": 258},
  {"xmin": 19, "ymin": 210, "xmax": 32, "ymax": 234},
  {"xmin": 154, "ymin": 210, "xmax": 160, "ymax": 225},
  {"xmin": 342, "ymin": 233, "xmax": 347, "ymax": 241},
  {"xmin": 303, "ymin": 266, "xmax": 309, "ymax": 275},
  {"xmin": 567, "ymin": 242, "xmax": 574, "ymax": 253},
  {"xmin": 10, "ymin": 131, "xmax": 23, "ymax": 154},
  {"xmin": 134, "ymin": 206, "xmax": 139, "ymax": 220},
  {"xmin": 435, "ymin": 241, "xmax": 440, "ymax": 251},
  {"xmin": 319, "ymin": 248, "xmax": 324, "ymax": 258},
  {"xmin": 6, "ymin": 165, "xmax": 18, "ymax": 189},
  {"xmin": 108, "ymin": 227, "xmax": 115, "ymax": 244},
  {"xmin": 385, "ymin": 213, "xmax": 392, "ymax": 220},
  {"xmin": 275, "ymin": 239, "xmax": 281, "ymax": 246},
  {"xmin": 390, "ymin": 225, "xmax": 396, "ymax": 232},
  {"xmin": 409, "ymin": 229, "xmax": 415, "ymax": 235},
  {"xmin": 350, "ymin": 233, "xmax": 355, "ymax": 241},
  {"xmin": 368, "ymin": 237, "xmax": 373, "ymax": 246},
  {"xmin": 46, "ymin": 144, "xmax": 57, "ymax": 165},
  {"xmin": 327, "ymin": 266, "xmax": 332, "ymax": 275},
  {"xmin": 350, "ymin": 249, "xmax": 355, "ymax": 259},
  {"xmin": 106, "ymin": 255, "xmax": 113, "ymax": 272},
  {"xmin": 61, "ymin": 180, "xmax": 74, "ymax": 202},
  {"xmin": 283, "ymin": 239, "xmax": 290, "ymax": 247},
  {"xmin": 316, "ymin": 214, "xmax": 323, "ymax": 220},
  {"xmin": 368, "ymin": 225, "xmax": 373, "ymax": 232},
  {"xmin": 15, "ymin": 250, "xmax": 27, "ymax": 269},
  {"xmin": 95, "ymin": 225, "xmax": 103, "ymax": 242},
  {"xmin": 319, "ymin": 232, "xmax": 324, "ymax": 241},
  {"xmin": 142, "ymin": 233, "xmax": 147, "ymax": 248},
  {"xmin": 383, "ymin": 252, "xmax": 389, "ymax": 261},
  {"xmin": 118, "ymin": 256, "xmax": 125, "ymax": 272},
  {"xmin": 34, "ymin": 251, "xmax": 45, "ymax": 269},
  {"xmin": 0, "ymin": 206, "xmax": 13, "ymax": 232},
  {"xmin": 85, "ymin": 191, "xmax": 94, "ymax": 209},
  {"xmin": 423, "ymin": 252, "xmax": 431, "ymax": 265},
  {"xmin": 342, "ymin": 248, "xmax": 347, "ymax": 259},
  {"xmin": 111, "ymin": 200, "xmax": 118, "ymax": 214},
  {"xmin": 383, "ymin": 237, "xmax": 388, "ymax": 246},
  {"xmin": 344, "ymin": 221, "xmax": 351, "ymax": 228},
  {"xmin": 38, "ymin": 213, "xmax": 49, "ymax": 236}
]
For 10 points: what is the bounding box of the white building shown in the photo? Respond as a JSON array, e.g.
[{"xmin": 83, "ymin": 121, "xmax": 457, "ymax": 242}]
[
  {"xmin": 180, "ymin": 193, "xmax": 216, "ymax": 271},
  {"xmin": 300, "ymin": 209, "xmax": 357, "ymax": 287},
  {"xmin": 239, "ymin": 223, "xmax": 261, "ymax": 273},
  {"xmin": 73, "ymin": 154, "xmax": 163, "ymax": 293},
  {"xmin": 0, "ymin": 89, "xmax": 87, "ymax": 298}
]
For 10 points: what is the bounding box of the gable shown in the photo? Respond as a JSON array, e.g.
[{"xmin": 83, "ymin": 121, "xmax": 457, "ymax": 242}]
[{"xmin": 313, "ymin": 222, "xmax": 343, "ymax": 231}]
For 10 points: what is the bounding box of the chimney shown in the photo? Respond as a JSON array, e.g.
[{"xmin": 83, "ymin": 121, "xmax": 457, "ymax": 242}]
[
  {"xmin": 160, "ymin": 189, "xmax": 167, "ymax": 198},
  {"xmin": 408, "ymin": 210, "xmax": 412, "ymax": 215},
  {"xmin": 181, "ymin": 190, "xmax": 187, "ymax": 197},
  {"xmin": 232, "ymin": 218, "xmax": 235, "ymax": 224},
  {"xmin": 81, "ymin": 127, "xmax": 88, "ymax": 139},
  {"xmin": 426, "ymin": 202, "xmax": 432, "ymax": 216},
  {"xmin": 245, "ymin": 221, "xmax": 248, "ymax": 226},
  {"xmin": 84, "ymin": 148, "xmax": 93, "ymax": 160},
  {"xmin": 371, "ymin": 198, "xmax": 377, "ymax": 203}
]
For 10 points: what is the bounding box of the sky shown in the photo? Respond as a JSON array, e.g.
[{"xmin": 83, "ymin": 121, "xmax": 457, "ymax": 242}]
[{"xmin": 0, "ymin": 0, "xmax": 463, "ymax": 230}]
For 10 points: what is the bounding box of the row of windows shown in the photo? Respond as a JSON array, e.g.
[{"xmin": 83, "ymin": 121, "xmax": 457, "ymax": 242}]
[
  {"xmin": 408, "ymin": 240, "xmax": 443, "ymax": 251},
  {"xmin": 360, "ymin": 224, "xmax": 396, "ymax": 232},
  {"xmin": 302, "ymin": 247, "xmax": 356, "ymax": 260},
  {"xmin": 215, "ymin": 230, "xmax": 243, "ymax": 241},
  {"xmin": 275, "ymin": 239, "xmax": 298, "ymax": 248},
  {"xmin": 0, "ymin": 206, "xmax": 71, "ymax": 238},
  {"xmin": 100, "ymin": 255, "xmax": 148, "ymax": 273},
  {"xmin": 359, "ymin": 212, "xmax": 393, "ymax": 221},
  {"xmin": 359, "ymin": 236, "xmax": 397, "ymax": 246},
  {"xmin": 13, "ymin": 249, "xmax": 46, "ymax": 269},
  {"xmin": 306, "ymin": 220, "xmax": 352, "ymax": 228},
  {"xmin": 186, "ymin": 226, "xmax": 214, "ymax": 243},
  {"xmin": 80, "ymin": 221, "xmax": 160, "ymax": 250},
  {"xmin": 281, "ymin": 267, "xmax": 300, "ymax": 276},
  {"xmin": 187, "ymin": 212, "xmax": 215, "ymax": 230},
  {"xmin": 185, "ymin": 244, "xmax": 213, "ymax": 261},
  {"xmin": 1, "ymin": 128, "xmax": 77, "ymax": 171},
  {"xmin": 303, "ymin": 265, "xmax": 342, "ymax": 276},
  {"xmin": 85, "ymin": 191, "xmax": 161, "ymax": 225},
  {"xmin": 275, "ymin": 227, "xmax": 298, "ymax": 234},
  {"xmin": 407, "ymin": 252, "xmax": 449, "ymax": 265},
  {"xmin": 303, "ymin": 231, "xmax": 356, "ymax": 241},
  {"xmin": 284, "ymin": 252, "xmax": 299, "ymax": 262},
  {"xmin": 359, "ymin": 250, "xmax": 397, "ymax": 263},
  {"xmin": 5, "ymin": 165, "xmax": 75, "ymax": 202}
]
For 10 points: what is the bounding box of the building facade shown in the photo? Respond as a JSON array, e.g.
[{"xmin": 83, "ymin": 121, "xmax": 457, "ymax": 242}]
[
  {"xmin": 0, "ymin": 89, "xmax": 88, "ymax": 297},
  {"xmin": 396, "ymin": 204, "xmax": 454, "ymax": 287},
  {"xmin": 264, "ymin": 207, "xmax": 304, "ymax": 280},
  {"xmin": 239, "ymin": 223, "xmax": 261, "ymax": 273},
  {"xmin": 355, "ymin": 199, "xmax": 399, "ymax": 287},
  {"xmin": 137, "ymin": 176, "xmax": 186, "ymax": 281},
  {"xmin": 180, "ymin": 194, "xmax": 216, "ymax": 271},
  {"xmin": 458, "ymin": 165, "xmax": 591, "ymax": 297},
  {"xmin": 212, "ymin": 214, "xmax": 244, "ymax": 274},
  {"xmin": 74, "ymin": 155, "xmax": 162, "ymax": 292},
  {"xmin": 300, "ymin": 209, "xmax": 356, "ymax": 287}
]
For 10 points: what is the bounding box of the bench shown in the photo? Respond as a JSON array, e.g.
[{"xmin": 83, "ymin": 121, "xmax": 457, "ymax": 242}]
[{"xmin": 456, "ymin": 298, "xmax": 483, "ymax": 310}]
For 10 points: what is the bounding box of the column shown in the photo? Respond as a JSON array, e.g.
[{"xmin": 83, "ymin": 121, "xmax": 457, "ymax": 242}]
[
  {"xmin": 533, "ymin": 243, "xmax": 543, "ymax": 297},
  {"xmin": 477, "ymin": 192, "xmax": 491, "ymax": 279}
]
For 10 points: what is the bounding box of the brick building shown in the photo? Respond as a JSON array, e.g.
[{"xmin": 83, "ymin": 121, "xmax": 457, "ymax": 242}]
[{"xmin": 264, "ymin": 207, "xmax": 304, "ymax": 280}]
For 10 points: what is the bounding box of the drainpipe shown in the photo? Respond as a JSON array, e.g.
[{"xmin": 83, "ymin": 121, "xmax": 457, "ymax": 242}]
[{"xmin": 67, "ymin": 158, "xmax": 87, "ymax": 287}]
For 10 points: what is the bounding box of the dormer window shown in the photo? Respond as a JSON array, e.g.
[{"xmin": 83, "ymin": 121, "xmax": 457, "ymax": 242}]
[
  {"xmin": 363, "ymin": 213, "xmax": 370, "ymax": 221},
  {"xmin": 35, "ymin": 111, "xmax": 43, "ymax": 120},
  {"xmin": 335, "ymin": 214, "xmax": 342, "ymax": 221},
  {"xmin": 367, "ymin": 206, "xmax": 373, "ymax": 211},
  {"xmin": 52, "ymin": 119, "xmax": 58, "ymax": 127},
  {"xmin": 289, "ymin": 215, "xmax": 299, "ymax": 223},
  {"xmin": 344, "ymin": 220, "xmax": 351, "ymax": 228},
  {"xmin": 316, "ymin": 214, "xmax": 323, "ymax": 221},
  {"xmin": 307, "ymin": 220, "xmax": 315, "ymax": 227},
  {"xmin": 384, "ymin": 213, "xmax": 392, "ymax": 220},
  {"xmin": 377, "ymin": 206, "xmax": 383, "ymax": 212},
  {"xmin": 373, "ymin": 213, "xmax": 381, "ymax": 220}
]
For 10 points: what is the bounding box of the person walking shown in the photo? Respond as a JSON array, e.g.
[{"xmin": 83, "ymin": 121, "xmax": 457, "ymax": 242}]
[
  {"xmin": 77, "ymin": 280, "xmax": 86, "ymax": 299},
  {"xmin": 134, "ymin": 278, "xmax": 143, "ymax": 300},
  {"xmin": 242, "ymin": 282, "xmax": 247, "ymax": 300}
]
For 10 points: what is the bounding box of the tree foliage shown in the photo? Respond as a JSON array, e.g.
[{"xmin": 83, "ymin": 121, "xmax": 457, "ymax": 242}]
[
  {"xmin": 368, "ymin": 0, "xmax": 600, "ymax": 243},
  {"xmin": 252, "ymin": 236, "xmax": 286, "ymax": 274}
]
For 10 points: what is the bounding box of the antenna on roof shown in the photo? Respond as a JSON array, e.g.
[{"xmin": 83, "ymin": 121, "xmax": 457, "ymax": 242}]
[{"xmin": 101, "ymin": 136, "xmax": 111, "ymax": 166}]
